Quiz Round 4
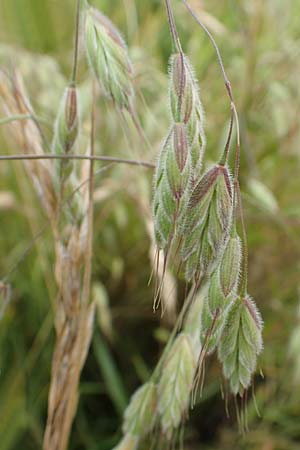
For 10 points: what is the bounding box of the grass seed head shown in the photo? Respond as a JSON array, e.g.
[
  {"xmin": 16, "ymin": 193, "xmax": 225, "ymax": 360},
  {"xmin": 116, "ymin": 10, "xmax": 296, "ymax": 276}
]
[
  {"xmin": 84, "ymin": 6, "xmax": 133, "ymax": 110},
  {"xmin": 208, "ymin": 270, "xmax": 225, "ymax": 314},
  {"xmin": 153, "ymin": 126, "xmax": 191, "ymax": 250},
  {"xmin": 219, "ymin": 232, "xmax": 242, "ymax": 297},
  {"xmin": 180, "ymin": 164, "xmax": 233, "ymax": 281},
  {"xmin": 218, "ymin": 295, "xmax": 263, "ymax": 395},
  {"xmin": 123, "ymin": 382, "xmax": 157, "ymax": 437},
  {"xmin": 54, "ymin": 85, "xmax": 79, "ymax": 154},
  {"xmin": 169, "ymin": 53, "xmax": 206, "ymax": 175},
  {"xmin": 158, "ymin": 333, "xmax": 196, "ymax": 438},
  {"xmin": 200, "ymin": 280, "xmax": 234, "ymax": 355}
]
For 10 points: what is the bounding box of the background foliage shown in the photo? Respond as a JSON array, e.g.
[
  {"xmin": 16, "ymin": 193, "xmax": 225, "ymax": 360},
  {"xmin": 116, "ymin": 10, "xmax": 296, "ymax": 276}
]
[{"xmin": 0, "ymin": 0, "xmax": 300, "ymax": 449}]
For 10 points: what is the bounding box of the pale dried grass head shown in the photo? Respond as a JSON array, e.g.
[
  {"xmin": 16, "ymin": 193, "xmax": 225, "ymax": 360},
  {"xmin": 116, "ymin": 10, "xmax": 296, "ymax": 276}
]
[{"xmin": 0, "ymin": 69, "xmax": 57, "ymax": 219}]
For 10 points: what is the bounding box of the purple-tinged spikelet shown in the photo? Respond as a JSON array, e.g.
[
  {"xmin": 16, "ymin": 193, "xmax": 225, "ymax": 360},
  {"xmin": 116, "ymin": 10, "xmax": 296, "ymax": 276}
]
[{"xmin": 180, "ymin": 164, "xmax": 233, "ymax": 281}]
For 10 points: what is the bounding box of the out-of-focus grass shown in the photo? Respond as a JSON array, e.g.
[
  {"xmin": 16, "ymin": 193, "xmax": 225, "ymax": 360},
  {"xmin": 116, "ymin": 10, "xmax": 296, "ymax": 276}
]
[{"xmin": 0, "ymin": 0, "xmax": 300, "ymax": 449}]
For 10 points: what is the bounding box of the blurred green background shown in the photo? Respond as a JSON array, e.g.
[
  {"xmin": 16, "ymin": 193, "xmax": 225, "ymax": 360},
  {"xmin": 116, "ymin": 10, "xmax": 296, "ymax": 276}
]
[{"xmin": 0, "ymin": 0, "xmax": 300, "ymax": 449}]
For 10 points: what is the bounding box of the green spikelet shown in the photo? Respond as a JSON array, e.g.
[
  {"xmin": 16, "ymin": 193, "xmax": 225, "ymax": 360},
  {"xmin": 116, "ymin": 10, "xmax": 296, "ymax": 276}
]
[
  {"xmin": 199, "ymin": 276, "xmax": 234, "ymax": 355},
  {"xmin": 180, "ymin": 164, "xmax": 233, "ymax": 281},
  {"xmin": 158, "ymin": 333, "xmax": 196, "ymax": 437},
  {"xmin": 218, "ymin": 295, "xmax": 263, "ymax": 395},
  {"xmin": 169, "ymin": 53, "xmax": 206, "ymax": 176},
  {"xmin": 219, "ymin": 231, "xmax": 242, "ymax": 297},
  {"xmin": 153, "ymin": 124, "xmax": 191, "ymax": 251},
  {"xmin": 51, "ymin": 84, "xmax": 85, "ymax": 227},
  {"xmin": 208, "ymin": 271, "xmax": 226, "ymax": 314},
  {"xmin": 54, "ymin": 85, "xmax": 79, "ymax": 155},
  {"xmin": 84, "ymin": 6, "xmax": 133, "ymax": 109},
  {"xmin": 184, "ymin": 285, "xmax": 207, "ymax": 351},
  {"xmin": 123, "ymin": 382, "xmax": 157, "ymax": 437}
]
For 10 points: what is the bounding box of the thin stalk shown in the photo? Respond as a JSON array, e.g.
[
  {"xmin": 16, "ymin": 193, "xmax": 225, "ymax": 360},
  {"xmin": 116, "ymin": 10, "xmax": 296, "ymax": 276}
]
[
  {"xmin": 183, "ymin": 0, "xmax": 248, "ymax": 290},
  {"xmin": 219, "ymin": 102, "xmax": 234, "ymax": 165},
  {"xmin": 71, "ymin": 0, "xmax": 81, "ymax": 85},
  {"xmin": 0, "ymin": 153, "xmax": 155, "ymax": 168},
  {"xmin": 182, "ymin": 0, "xmax": 240, "ymax": 170},
  {"xmin": 0, "ymin": 114, "xmax": 32, "ymax": 125},
  {"xmin": 165, "ymin": 0, "xmax": 182, "ymax": 53},
  {"xmin": 182, "ymin": 0, "xmax": 233, "ymax": 101},
  {"xmin": 152, "ymin": 277, "xmax": 207, "ymax": 381}
]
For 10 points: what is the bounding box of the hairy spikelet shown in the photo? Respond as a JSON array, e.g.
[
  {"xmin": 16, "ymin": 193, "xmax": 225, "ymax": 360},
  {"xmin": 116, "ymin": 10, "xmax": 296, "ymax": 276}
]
[
  {"xmin": 153, "ymin": 124, "xmax": 191, "ymax": 250},
  {"xmin": 184, "ymin": 287, "xmax": 206, "ymax": 351},
  {"xmin": 52, "ymin": 84, "xmax": 84, "ymax": 225},
  {"xmin": 180, "ymin": 164, "xmax": 233, "ymax": 281},
  {"xmin": 218, "ymin": 295, "xmax": 263, "ymax": 395},
  {"xmin": 169, "ymin": 53, "xmax": 206, "ymax": 176},
  {"xmin": 54, "ymin": 85, "xmax": 79, "ymax": 154},
  {"xmin": 219, "ymin": 231, "xmax": 242, "ymax": 297},
  {"xmin": 158, "ymin": 333, "xmax": 196, "ymax": 437},
  {"xmin": 199, "ymin": 276, "xmax": 234, "ymax": 355},
  {"xmin": 84, "ymin": 6, "xmax": 133, "ymax": 109},
  {"xmin": 152, "ymin": 49, "xmax": 207, "ymax": 255},
  {"xmin": 123, "ymin": 382, "xmax": 157, "ymax": 437}
]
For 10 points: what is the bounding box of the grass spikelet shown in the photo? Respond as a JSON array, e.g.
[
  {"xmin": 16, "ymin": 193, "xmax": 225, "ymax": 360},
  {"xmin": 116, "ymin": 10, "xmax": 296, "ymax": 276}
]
[
  {"xmin": 153, "ymin": 124, "xmax": 191, "ymax": 252},
  {"xmin": 158, "ymin": 333, "xmax": 196, "ymax": 439},
  {"xmin": 123, "ymin": 382, "xmax": 157, "ymax": 437},
  {"xmin": 219, "ymin": 231, "xmax": 242, "ymax": 297},
  {"xmin": 84, "ymin": 5, "xmax": 133, "ymax": 110},
  {"xmin": 0, "ymin": 70, "xmax": 57, "ymax": 220},
  {"xmin": 169, "ymin": 53, "xmax": 206, "ymax": 177},
  {"xmin": 53, "ymin": 85, "xmax": 79, "ymax": 155},
  {"xmin": 218, "ymin": 295, "xmax": 263, "ymax": 396},
  {"xmin": 180, "ymin": 164, "xmax": 233, "ymax": 282},
  {"xmin": 183, "ymin": 286, "xmax": 206, "ymax": 351}
]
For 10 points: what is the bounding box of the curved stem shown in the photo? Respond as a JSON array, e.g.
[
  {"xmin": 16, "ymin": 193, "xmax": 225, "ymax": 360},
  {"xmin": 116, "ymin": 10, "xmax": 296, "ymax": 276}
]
[
  {"xmin": 182, "ymin": 0, "xmax": 233, "ymax": 101},
  {"xmin": 0, "ymin": 114, "xmax": 32, "ymax": 126}
]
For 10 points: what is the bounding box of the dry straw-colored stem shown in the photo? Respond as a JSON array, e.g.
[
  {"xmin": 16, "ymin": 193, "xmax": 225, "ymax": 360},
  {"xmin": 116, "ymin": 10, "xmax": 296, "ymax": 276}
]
[{"xmin": 43, "ymin": 83, "xmax": 97, "ymax": 450}]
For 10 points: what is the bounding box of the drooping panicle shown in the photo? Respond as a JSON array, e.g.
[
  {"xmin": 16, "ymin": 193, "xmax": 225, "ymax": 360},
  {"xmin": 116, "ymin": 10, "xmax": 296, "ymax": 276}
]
[{"xmin": 84, "ymin": 6, "xmax": 134, "ymax": 110}]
